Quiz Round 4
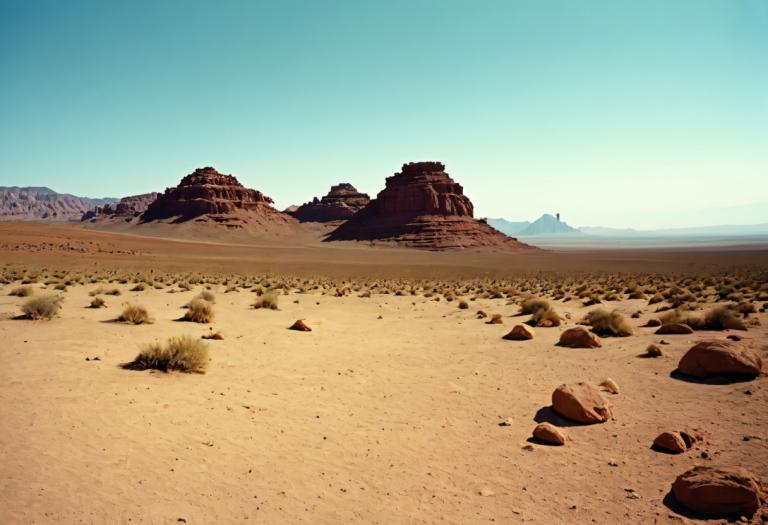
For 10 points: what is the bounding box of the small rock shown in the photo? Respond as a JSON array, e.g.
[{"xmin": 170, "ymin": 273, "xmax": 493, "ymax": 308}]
[
  {"xmin": 644, "ymin": 344, "xmax": 663, "ymax": 357},
  {"xmin": 532, "ymin": 422, "xmax": 566, "ymax": 445},
  {"xmin": 288, "ymin": 319, "xmax": 312, "ymax": 332},
  {"xmin": 600, "ymin": 378, "xmax": 620, "ymax": 395},
  {"xmin": 502, "ymin": 324, "xmax": 534, "ymax": 341}
]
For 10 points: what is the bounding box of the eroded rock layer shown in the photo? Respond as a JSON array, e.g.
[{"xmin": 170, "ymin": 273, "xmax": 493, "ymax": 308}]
[
  {"xmin": 290, "ymin": 183, "xmax": 370, "ymax": 222},
  {"xmin": 140, "ymin": 167, "xmax": 295, "ymax": 230},
  {"xmin": 82, "ymin": 193, "xmax": 159, "ymax": 221},
  {"xmin": 327, "ymin": 162, "xmax": 532, "ymax": 251}
]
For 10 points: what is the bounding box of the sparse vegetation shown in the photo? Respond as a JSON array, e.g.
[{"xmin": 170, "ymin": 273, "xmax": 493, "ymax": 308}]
[
  {"xmin": 10, "ymin": 285, "xmax": 34, "ymax": 297},
  {"xmin": 582, "ymin": 308, "xmax": 633, "ymax": 336},
  {"xmin": 21, "ymin": 295, "xmax": 62, "ymax": 320},
  {"xmin": 90, "ymin": 297, "xmax": 107, "ymax": 308},
  {"xmin": 253, "ymin": 290, "xmax": 280, "ymax": 310},
  {"xmin": 123, "ymin": 336, "xmax": 209, "ymax": 373},
  {"xmin": 117, "ymin": 304, "xmax": 153, "ymax": 324},
  {"xmin": 182, "ymin": 298, "xmax": 214, "ymax": 323}
]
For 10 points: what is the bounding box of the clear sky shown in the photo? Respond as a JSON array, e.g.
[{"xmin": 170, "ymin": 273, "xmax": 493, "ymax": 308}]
[{"xmin": 1, "ymin": 0, "xmax": 766, "ymax": 229}]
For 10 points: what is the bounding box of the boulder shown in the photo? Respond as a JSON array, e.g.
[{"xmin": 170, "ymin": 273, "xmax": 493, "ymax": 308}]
[
  {"xmin": 532, "ymin": 422, "xmax": 566, "ymax": 445},
  {"xmin": 551, "ymin": 383, "xmax": 612, "ymax": 424},
  {"xmin": 678, "ymin": 340, "xmax": 762, "ymax": 379},
  {"xmin": 288, "ymin": 319, "xmax": 312, "ymax": 332},
  {"xmin": 327, "ymin": 162, "xmax": 534, "ymax": 251},
  {"xmin": 672, "ymin": 466, "xmax": 762, "ymax": 516},
  {"xmin": 656, "ymin": 323, "xmax": 694, "ymax": 335},
  {"xmin": 289, "ymin": 183, "xmax": 370, "ymax": 222},
  {"xmin": 644, "ymin": 318, "xmax": 662, "ymax": 327},
  {"xmin": 503, "ymin": 324, "xmax": 534, "ymax": 341},
  {"xmin": 558, "ymin": 327, "xmax": 602, "ymax": 348},
  {"xmin": 653, "ymin": 430, "xmax": 698, "ymax": 454}
]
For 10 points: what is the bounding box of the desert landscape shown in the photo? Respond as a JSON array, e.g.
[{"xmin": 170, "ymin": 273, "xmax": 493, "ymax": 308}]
[
  {"xmin": 3, "ymin": 2, "xmax": 767, "ymax": 523},
  {"xmin": 0, "ymin": 167, "xmax": 766, "ymax": 523}
]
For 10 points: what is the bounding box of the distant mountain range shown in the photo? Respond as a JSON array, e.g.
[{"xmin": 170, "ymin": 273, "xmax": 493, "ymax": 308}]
[
  {"xmin": 488, "ymin": 214, "xmax": 579, "ymax": 236},
  {"xmin": 0, "ymin": 186, "xmax": 117, "ymax": 221}
]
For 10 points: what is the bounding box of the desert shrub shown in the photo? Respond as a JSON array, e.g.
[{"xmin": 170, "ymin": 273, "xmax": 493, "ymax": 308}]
[
  {"xmin": 130, "ymin": 283, "xmax": 146, "ymax": 292},
  {"xmin": 182, "ymin": 298, "xmax": 214, "ymax": 323},
  {"xmin": 10, "ymin": 285, "xmax": 34, "ymax": 297},
  {"xmin": 253, "ymin": 290, "xmax": 279, "ymax": 310},
  {"xmin": 535, "ymin": 309, "xmax": 562, "ymax": 327},
  {"xmin": 21, "ymin": 295, "xmax": 62, "ymax": 320},
  {"xmin": 458, "ymin": 300, "xmax": 469, "ymax": 309},
  {"xmin": 53, "ymin": 283, "xmax": 68, "ymax": 291},
  {"xmin": 628, "ymin": 290, "xmax": 646, "ymax": 299},
  {"xmin": 117, "ymin": 304, "xmax": 153, "ymax": 324},
  {"xmin": 124, "ymin": 336, "xmax": 208, "ymax": 373},
  {"xmin": 660, "ymin": 305, "xmax": 746, "ymax": 330},
  {"xmin": 90, "ymin": 296, "xmax": 107, "ymax": 308},
  {"xmin": 519, "ymin": 297, "xmax": 551, "ymax": 315},
  {"xmin": 90, "ymin": 286, "xmax": 121, "ymax": 297},
  {"xmin": 582, "ymin": 308, "xmax": 633, "ymax": 336},
  {"xmin": 196, "ymin": 290, "xmax": 216, "ymax": 303},
  {"xmin": 648, "ymin": 293, "xmax": 664, "ymax": 305}
]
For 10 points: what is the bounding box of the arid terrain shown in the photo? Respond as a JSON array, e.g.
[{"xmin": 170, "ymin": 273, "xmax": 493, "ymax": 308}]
[{"xmin": 0, "ymin": 222, "xmax": 766, "ymax": 524}]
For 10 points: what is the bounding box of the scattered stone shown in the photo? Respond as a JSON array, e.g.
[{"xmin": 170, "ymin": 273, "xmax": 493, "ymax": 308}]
[
  {"xmin": 552, "ymin": 383, "xmax": 612, "ymax": 424},
  {"xmin": 478, "ymin": 488, "xmax": 495, "ymax": 497},
  {"xmin": 532, "ymin": 422, "xmax": 566, "ymax": 445},
  {"xmin": 600, "ymin": 378, "xmax": 620, "ymax": 395},
  {"xmin": 476, "ymin": 310, "xmax": 488, "ymax": 319},
  {"xmin": 678, "ymin": 340, "xmax": 762, "ymax": 379},
  {"xmin": 653, "ymin": 431, "xmax": 698, "ymax": 454},
  {"xmin": 672, "ymin": 466, "xmax": 762, "ymax": 516},
  {"xmin": 503, "ymin": 324, "xmax": 534, "ymax": 341},
  {"xmin": 644, "ymin": 318, "xmax": 662, "ymax": 327},
  {"xmin": 655, "ymin": 323, "xmax": 694, "ymax": 335},
  {"xmin": 288, "ymin": 319, "xmax": 312, "ymax": 332},
  {"xmin": 487, "ymin": 314, "xmax": 503, "ymax": 325},
  {"xmin": 643, "ymin": 344, "xmax": 663, "ymax": 357},
  {"xmin": 558, "ymin": 327, "xmax": 602, "ymax": 348}
]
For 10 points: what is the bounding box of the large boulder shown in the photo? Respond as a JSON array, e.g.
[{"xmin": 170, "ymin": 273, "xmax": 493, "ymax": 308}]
[
  {"xmin": 326, "ymin": 162, "xmax": 534, "ymax": 251},
  {"xmin": 551, "ymin": 383, "xmax": 612, "ymax": 424},
  {"xmin": 557, "ymin": 327, "xmax": 602, "ymax": 348},
  {"xmin": 503, "ymin": 324, "xmax": 535, "ymax": 341},
  {"xmin": 288, "ymin": 183, "xmax": 370, "ymax": 222},
  {"xmin": 672, "ymin": 466, "xmax": 762, "ymax": 516},
  {"xmin": 656, "ymin": 323, "xmax": 694, "ymax": 335},
  {"xmin": 678, "ymin": 340, "xmax": 762, "ymax": 379}
]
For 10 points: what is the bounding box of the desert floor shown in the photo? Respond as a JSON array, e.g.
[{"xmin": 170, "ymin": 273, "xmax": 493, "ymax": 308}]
[{"xmin": 0, "ymin": 222, "xmax": 766, "ymax": 524}]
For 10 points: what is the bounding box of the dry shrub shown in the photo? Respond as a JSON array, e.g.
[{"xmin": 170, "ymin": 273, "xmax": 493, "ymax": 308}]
[
  {"xmin": 182, "ymin": 298, "xmax": 214, "ymax": 323},
  {"xmin": 535, "ymin": 309, "xmax": 562, "ymax": 327},
  {"xmin": 519, "ymin": 297, "xmax": 551, "ymax": 315},
  {"xmin": 21, "ymin": 295, "xmax": 62, "ymax": 320},
  {"xmin": 90, "ymin": 286, "xmax": 121, "ymax": 297},
  {"xmin": 253, "ymin": 291, "xmax": 279, "ymax": 310},
  {"xmin": 130, "ymin": 283, "xmax": 146, "ymax": 292},
  {"xmin": 118, "ymin": 304, "xmax": 153, "ymax": 324},
  {"xmin": 196, "ymin": 290, "xmax": 216, "ymax": 303},
  {"xmin": 90, "ymin": 297, "xmax": 107, "ymax": 308},
  {"xmin": 202, "ymin": 331, "xmax": 223, "ymax": 340},
  {"xmin": 582, "ymin": 308, "xmax": 633, "ymax": 337},
  {"xmin": 660, "ymin": 306, "xmax": 746, "ymax": 331},
  {"xmin": 124, "ymin": 336, "xmax": 208, "ymax": 373},
  {"xmin": 10, "ymin": 285, "xmax": 34, "ymax": 297},
  {"xmin": 458, "ymin": 300, "xmax": 469, "ymax": 309}
]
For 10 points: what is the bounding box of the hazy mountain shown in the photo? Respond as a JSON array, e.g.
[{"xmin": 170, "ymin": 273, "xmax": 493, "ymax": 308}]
[
  {"xmin": 518, "ymin": 214, "xmax": 580, "ymax": 236},
  {"xmin": 0, "ymin": 186, "xmax": 116, "ymax": 221},
  {"xmin": 486, "ymin": 218, "xmax": 531, "ymax": 236},
  {"xmin": 580, "ymin": 223, "xmax": 768, "ymax": 237}
]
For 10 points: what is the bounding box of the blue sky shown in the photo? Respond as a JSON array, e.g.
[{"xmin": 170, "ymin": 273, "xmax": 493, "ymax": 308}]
[{"xmin": 1, "ymin": 0, "xmax": 766, "ymax": 229}]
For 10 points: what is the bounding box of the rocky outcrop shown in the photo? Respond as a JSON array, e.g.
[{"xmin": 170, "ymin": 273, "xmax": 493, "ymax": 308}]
[
  {"xmin": 289, "ymin": 183, "xmax": 370, "ymax": 222},
  {"xmin": 0, "ymin": 187, "xmax": 116, "ymax": 222},
  {"xmin": 552, "ymin": 383, "xmax": 612, "ymax": 424},
  {"xmin": 678, "ymin": 340, "xmax": 763, "ymax": 379},
  {"xmin": 557, "ymin": 327, "xmax": 602, "ymax": 348},
  {"xmin": 140, "ymin": 167, "xmax": 295, "ymax": 230},
  {"xmin": 82, "ymin": 193, "xmax": 159, "ymax": 221},
  {"xmin": 326, "ymin": 162, "xmax": 532, "ymax": 251},
  {"xmin": 672, "ymin": 466, "xmax": 762, "ymax": 516}
]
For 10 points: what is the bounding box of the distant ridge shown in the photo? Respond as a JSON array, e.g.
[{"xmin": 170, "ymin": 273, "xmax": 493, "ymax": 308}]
[
  {"xmin": 488, "ymin": 214, "xmax": 579, "ymax": 236},
  {"xmin": 0, "ymin": 186, "xmax": 117, "ymax": 222}
]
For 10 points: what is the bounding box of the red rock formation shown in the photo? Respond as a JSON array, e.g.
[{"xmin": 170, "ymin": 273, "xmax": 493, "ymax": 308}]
[
  {"xmin": 82, "ymin": 193, "xmax": 159, "ymax": 221},
  {"xmin": 327, "ymin": 162, "xmax": 532, "ymax": 251},
  {"xmin": 289, "ymin": 183, "xmax": 370, "ymax": 222},
  {"xmin": 140, "ymin": 167, "xmax": 294, "ymax": 230}
]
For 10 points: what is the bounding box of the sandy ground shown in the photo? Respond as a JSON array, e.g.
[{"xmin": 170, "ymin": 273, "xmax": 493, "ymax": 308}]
[{"xmin": 0, "ymin": 222, "xmax": 766, "ymax": 524}]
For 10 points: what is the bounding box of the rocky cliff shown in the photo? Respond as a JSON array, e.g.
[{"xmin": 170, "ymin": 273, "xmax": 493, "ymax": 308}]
[
  {"xmin": 327, "ymin": 162, "xmax": 532, "ymax": 251},
  {"xmin": 0, "ymin": 186, "xmax": 116, "ymax": 221},
  {"xmin": 289, "ymin": 183, "xmax": 370, "ymax": 222},
  {"xmin": 82, "ymin": 193, "xmax": 159, "ymax": 221}
]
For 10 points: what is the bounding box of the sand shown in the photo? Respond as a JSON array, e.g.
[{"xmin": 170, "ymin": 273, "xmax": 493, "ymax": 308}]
[{"xmin": 0, "ymin": 222, "xmax": 766, "ymax": 524}]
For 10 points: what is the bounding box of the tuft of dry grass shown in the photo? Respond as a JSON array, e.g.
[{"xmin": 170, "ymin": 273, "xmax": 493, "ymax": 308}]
[
  {"xmin": 117, "ymin": 304, "xmax": 153, "ymax": 324},
  {"xmin": 253, "ymin": 290, "xmax": 279, "ymax": 310},
  {"xmin": 21, "ymin": 295, "xmax": 62, "ymax": 320},
  {"xmin": 660, "ymin": 305, "xmax": 746, "ymax": 331},
  {"xmin": 90, "ymin": 296, "xmax": 107, "ymax": 308},
  {"xmin": 90, "ymin": 286, "xmax": 121, "ymax": 297},
  {"xmin": 519, "ymin": 297, "xmax": 561, "ymax": 326},
  {"xmin": 123, "ymin": 336, "xmax": 208, "ymax": 373},
  {"xmin": 10, "ymin": 285, "xmax": 34, "ymax": 297},
  {"xmin": 182, "ymin": 298, "xmax": 215, "ymax": 323},
  {"xmin": 582, "ymin": 308, "xmax": 633, "ymax": 336}
]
